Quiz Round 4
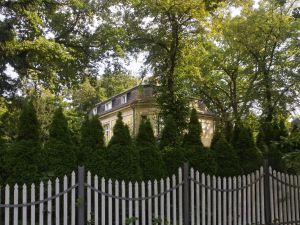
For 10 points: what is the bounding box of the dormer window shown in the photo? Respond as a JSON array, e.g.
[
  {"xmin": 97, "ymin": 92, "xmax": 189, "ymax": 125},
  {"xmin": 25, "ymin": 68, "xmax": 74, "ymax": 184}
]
[
  {"xmin": 92, "ymin": 107, "xmax": 97, "ymax": 115},
  {"xmin": 104, "ymin": 101, "xmax": 112, "ymax": 111},
  {"xmin": 121, "ymin": 94, "xmax": 127, "ymax": 104}
]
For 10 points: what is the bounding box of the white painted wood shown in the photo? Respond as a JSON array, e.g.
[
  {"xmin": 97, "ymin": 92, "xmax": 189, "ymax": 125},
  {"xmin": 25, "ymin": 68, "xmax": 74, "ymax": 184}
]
[
  {"xmin": 217, "ymin": 177, "xmax": 221, "ymax": 225},
  {"xmin": 40, "ymin": 182, "xmax": 44, "ymax": 225},
  {"xmin": 178, "ymin": 168, "xmax": 183, "ymax": 225},
  {"xmin": 237, "ymin": 176, "xmax": 242, "ymax": 225},
  {"xmin": 5, "ymin": 185, "xmax": 9, "ymax": 225},
  {"xmin": 251, "ymin": 173, "xmax": 255, "ymax": 224},
  {"xmin": 129, "ymin": 182, "xmax": 133, "ymax": 221},
  {"xmin": 134, "ymin": 182, "xmax": 139, "ymax": 225},
  {"xmin": 294, "ymin": 175, "xmax": 299, "ymax": 223},
  {"xmin": 247, "ymin": 175, "xmax": 251, "ymax": 224},
  {"xmin": 63, "ymin": 176, "xmax": 67, "ymax": 225},
  {"xmin": 212, "ymin": 176, "xmax": 216, "ymax": 225},
  {"xmin": 71, "ymin": 172, "xmax": 75, "ymax": 225},
  {"xmin": 114, "ymin": 180, "xmax": 119, "ymax": 225},
  {"xmin": 22, "ymin": 184, "xmax": 27, "ymax": 225},
  {"xmin": 154, "ymin": 180, "xmax": 158, "ymax": 220},
  {"xmin": 196, "ymin": 172, "xmax": 201, "ymax": 225},
  {"xmin": 95, "ymin": 176, "xmax": 99, "ymax": 225},
  {"xmin": 141, "ymin": 181, "xmax": 146, "ymax": 225},
  {"xmin": 256, "ymin": 170, "xmax": 260, "ymax": 224},
  {"xmin": 202, "ymin": 173, "xmax": 206, "ymax": 225},
  {"xmin": 278, "ymin": 172, "xmax": 283, "ymax": 223},
  {"xmin": 101, "ymin": 178, "xmax": 106, "ymax": 225},
  {"xmin": 260, "ymin": 167, "xmax": 265, "ymax": 224},
  {"xmin": 160, "ymin": 179, "xmax": 164, "ymax": 224},
  {"xmin": 286, "ymin": 174, "xmax": 292, "ymax": 223},
  {"xmin": 108, "ymin": 179, "xmax": 113, "ymax": 225},
  {"xmin": 282, "ymin": 173, "xmax": 287, "ymax": 223},
  {"xmin": 122, "ymin": 181, "xmax": 126, "ymax": 225},
  {"xmin": 148, "ymin": 181, "xmax": 152, "ymax": 225},
  {"xmin": 31, "ymin": 184, "xmax": 35, "ymax": 225},
  {"xmin": 222, "ymin": 177, "xmax": 227, "ymax": 225},
  {"xmin": 166, "ymin": 177, "xmax": 171, "ymax": 224},
  {"xmin": 232, "ymin": 177, "xmax": 237, "ymax": 225},
  {"xmin": 228, "ymin": 177, "xmax": 232, "ymax": 225},
  {"xmin": 55, "ymin": 178, "xmax": 59, "ymax": 225},
  {"xmin": 172, "ymin": 175, "xmax": 177, "ymax": 225},
  {"xmin": 87, "ymin": 172, "xmax": 91, "ymax": 223},
  {"xmin": 47, "ymin": 180, "xmax": 52, "ymax": 225},
  {"xmin": 290, "ymin": 175, "xmax": 295, "ymax": 224},
  {"xmin": 207, "ymin": 175, "xmax": 211, "ymax": 225},
  {"xmin": 14, "ymin": 184, "xmax": 18, "ymax": 225},
  {"xmin": 242, "ymin": 175, "xmax": 246, "ymax": 225},
  {"xmin": 190, "ymin": 169, "xmax": 194, "ymax": 225}
]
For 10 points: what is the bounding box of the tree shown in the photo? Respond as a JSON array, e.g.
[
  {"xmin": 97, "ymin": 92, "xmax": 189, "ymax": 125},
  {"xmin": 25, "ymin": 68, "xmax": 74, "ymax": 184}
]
[
  {"xmin": 44, "ymin": 107, "xmax": 76, "ymax": 178},
  {"xmin": 106, "ymin": 112, "xmax": 142, "ymax": 181},
  {"xmin": 159, "ymin": 115, "xmax": 180, "ymax": 149},
  {"xmin": 5, "ymin": 100, "xmax": 43, "ymax": 184},
  {"xmin": 79, "ymin": 116, "xmax": 107, "ymax": 176},
  {"xmin": 183, "ymin": 108, "xmax": 203, "ymax": 147},
  {"xmin": 136, "ymin": 116, "xmax": 165, "ymax": 180},
  {"xmin": 211, "ymin": 131, "xmax": 242, "ymax": 176}
]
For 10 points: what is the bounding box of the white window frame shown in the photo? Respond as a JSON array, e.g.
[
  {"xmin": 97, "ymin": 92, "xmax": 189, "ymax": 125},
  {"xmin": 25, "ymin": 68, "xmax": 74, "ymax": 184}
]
[
  {"xmin": 92, "ymin": 107, "xmax": 97, "ymax": 115},
  {"xmin": 104, "ymin": 123, "xmax": 110, "ymax": 142},
  {"xmin": 104, "ymin": 101, "xmax": 112, "ymax": 111},
  {"xmin": 121, "ymin": 94, "xmax": 127, "ymax": 104}
]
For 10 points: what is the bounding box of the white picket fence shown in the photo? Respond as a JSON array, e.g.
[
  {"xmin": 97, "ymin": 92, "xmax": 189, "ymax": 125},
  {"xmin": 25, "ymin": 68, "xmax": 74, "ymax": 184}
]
[{"xmin": 1, "ymin": 164, "xmax": 300, "ymax": 225}]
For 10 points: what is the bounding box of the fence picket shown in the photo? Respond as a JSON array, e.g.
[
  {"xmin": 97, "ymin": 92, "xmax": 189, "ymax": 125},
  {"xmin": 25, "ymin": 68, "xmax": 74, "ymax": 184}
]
[
  {"xmin": 122, "ymin": 181, "xmax": 126, "ymax": 225},
  {"xmin": 148, "ymin": 181, "xmax": 152, "ymax": 225},
  {"xmin": 222, "ymin": 177, "xmax": 227, "ymax": 225},
  {"xmin": 22, "ymin": 184, "xmax": 27, "ymax": 225},
  {"xmin": 87, "ymin": 172, "xmax": 91, "ymax": 223},
  {"xmin": 202, "ymin": 173, "xmax": 206, "ymax": 225},
  {"xmin": 178, "ymin": 168, "xmax": 183, "ymax": 225},
  {"xmin": 255, "ymin": 170, "xmax": 260, "ymax": 224},
  {"xmin": 212, "ymin": 176, "xmax": 216, "ymax": 225},
  {"xmin": 251, "ymin": 173, "xmax": 255, "ymax": 224},
  {"xmin": 5, "ymin": 185, "xmax": 9, "ymax": 225},
  {"xmin": 31, "ymin": 184, "xmax": 35, "ymax": 225},
  {"xmin": 217, "ymin": 177, "xmax": 221, "ymax": 225},
  {"xmin": 282, "ymin": 173, "xmax": 287, "ymax": 223},
  {"xmin": 55, "ymin": 179, "xmax": 59, "ymax": 225},
  {"xmin": 13, "ymin": 184, "xmax": 18, "ymax": 225},
  {"xmin": 114, "ymin": 180, "xmax": 119, "ymax": 225},
  {"xmin": 207, "ymin": 175, "xmax": 211, "ymax": 225},
  {"xmin": 40, "ymin": 182, "xmax": 44, "ymax": 225},
  {"xmin": 295, "ymin": 175, "xmax": 299, "ymax": 223},
  {"xmin": 278, "ymin": 172, "xmax": 283, "ymax": 223},
  {"xmin": 290, "ymin": 175, "xmax": 295, "ymax": 224},
  {"xmin": 154, "ymin": 180, "xmax": 158, "ymax": 220},
  {"xmin": 47, "ymin": 180, "xmax": 52, "ymax": 225},
  {"xmin": 172, "ymin": 175, "xmax": 177, "ymax": 225},
  {"xmin": 95, "ymin": 176, "xmax": 99, "ymax": 225},
  {"xmin": 129, "ymin": 182, "xmax": 133, "ymax": 221},
  {"xmin": 166, "ymin": 178, "xmax": 170, "ymax": 224},
  {"xmin": 141, "ymin": 182, "xmax": 145, "ymax": 225},
  {"xmin": 237, "ymin": 176, "xmax": 242, "ymax": 225},
  {"xmin": 232, "ymin": 177, "xmax": 237, "ymax": 225},
  {"xmin": 247, "ymin": 174, "xmax": 251, "ymax": 224},
  {"xmin": 196, "ymin": 172, "xmax": 201, "ymax": 225},
  {"xmin": 286, "ymin": 174, "xmax": 292, "ymax": 223},
  {"xmin": 134, "ymin": 182, "xmax": 139, "ymax": 225},
  {"xmin": 242, "ymin": 175, "xmax": 246, "ymax": 225},
  {"xmin": 228, "ymin": 177, "xmax": 232, "ymax": 225},
  {"xmin": 63, "ymin": 176, "xmax": 67, "ymax": 225},
  {"xmin": 190, "ymin": 169, "xmax": 194, "ymax": 225},
  {"xmin": 260, "ymin": 167, "xmax": 265, "ymax": 224},
  {"xmin": 108, "ymin": 179, "xmax": 112, "ymax": 225},
  {"xmin": 71, "ymin": 172, "xmax": 75, "ymax": 225},
  {"xmin": 101, "ymin": 178, "xmax": 106, "ymax": 225},
  {"xmin": 160, "ymin": 179, "xmax": 164, "ymax": 224}
]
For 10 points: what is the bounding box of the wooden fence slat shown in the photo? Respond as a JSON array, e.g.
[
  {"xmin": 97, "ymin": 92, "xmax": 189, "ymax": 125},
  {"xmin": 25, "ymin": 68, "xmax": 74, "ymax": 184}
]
[
  {"xmin": 294, "ymin": 175, "xmax": 299, "ymax": 222},
  {"xmin": 141, "ymin": 182, "xmax": 146, "ymax": 225},
  {"xmin": 178, "ymin": 168, "xmax": 183, "ymax": 225},
  {"xmin": 13, "ymin": 184, "xmax": 18, "ymax": 225},
  {"xmin": 154, "ymin": 180, "xmax": 158, "ymax": 221},
  {"xmin": 148, "ymin": 181, "xmax": 152, "ymax": 225},
  {"xmin": 108, "ymin": 179, "xmax": 113, "ymax": 225},
  {"xmin": 122, "ymin": 181, "xmax": 126, "ymax": 225},
  {"xmin": 160, "ymin": 179, "xmax": 164, "ymax": 224},
  {"xmin": 273, "ymin": 169, "xmax": 278, "ymax": 222},
  {"xmin": 55, "ymin": 179, "xmax": 59, "ymax": 225},
  {"xmin": 22, "ymin": 184, "xmax": 27, "ymax": 225},
  {"xmin": 247, "ymin": 174, "xmax": 251, "ymax": 225},
  {"xmin": 95, "ymin": 176, "xmax": 99, "ymax": 225},
  {"xmin": 114, "ymin": 180, "xmax": 119, "ymax": 225},
  {"xmin": 242, "ymin": 175, "xmax": 246, "ymax": 225},
  {"xmin": 47, "ymin": 180, "xmax": 52, "ymax": 225},
  {"xmin": 217, "ymin": 177, "xmax": 221, "ymax": 225},
  {"xmin": 71, "ymin": 172, "xmax": 75, "ymax": 225},
  {"xmin": 223, "ymin": 177, "xmax": 227, "ymax": 225},
  {"xmin": 212, "ymin": 176, "xmax": 216, "ymax": 225},
  {"xmin": 190, "ymin": 169, "xmax": 194, "ymax": 225},
  {"xmin": 129, "ymin": 182, "xmax": 133, "ymax": 221},
  {"xmin": 172, "ymin": 175, "xmax": 177, "ymax": 225},
  {"xmin": 278, "ymin": 172, "xmax": 283, "ymax": 223},
  {"xmin": 286, "ymin": 174, "xmax": 292, "ymax": 223},
  {"xmin": 196, "ymin": 172, "xmax": 200, "ymax": 225},
  {"xmin": 202, "ymin": 173, "xmax": 206, "ymax": 225},
  {"xmin": 260, "ymin": 167, "xmax": 265, "ymax": 224},
  {"xmin": 256, "ymin": 170, "xmax": 260, "ymax": 224},
  {"xmin": 207, "ymin": 175, "xmax": 211, "ymax": 225},
  {"xmin": 40, "ymin": 182, "xmax": 44, "ymax": 225},
  {"xmin": 166, "ymin": 178, "xmax": 171, "ymax": 224},
  {"xmin": 232, "ymin": 177, "xmax": 237, "ymax": 225},
  {"xmin": 87, "ymin": 172, "xmax": 91, "ymax": 223},
  {"xmin": 134, "ymin": 182, "xmax": 139, "ymax": 225},
  {"xmin": 290, "ymin": 175, "xmax": 295, "ymax": 224},
  {"xmin": 5, "ymin": 185, "xmax": 9, "ymax": 225},
  {"xmin": 31, "ymin": 184, "xmax": 35, "ymax": 225},
  {"xmin": 237, "ymin": 176, "xmax": 242, "ymax": 225},
  {"xmin": 282, "ymin": 173, "xmax": 287, "ymax": 223},
  {"xmin": 101, "ymin": 178, "xmax": 106, "ymax": 225},
  {"xmin": 63, "ymin": 176, "xmax": 67, "ymax": 225},
  {"xmin": 251, "ymin": 173, "xmax": 256, "ymax": 224},
  {"xmin": 228, "ymin": 177, "xmax": 232, "ymax": 225}
]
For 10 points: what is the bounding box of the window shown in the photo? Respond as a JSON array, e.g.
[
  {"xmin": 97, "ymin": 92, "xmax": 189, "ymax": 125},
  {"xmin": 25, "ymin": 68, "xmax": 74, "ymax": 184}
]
[
  {"xmin": 92, "ymin": 107, "xmax": 97, "ymax": 115},
  {"xmin": 104, "ymin": 101, "xmax": 112, "ymax": 111},
  {"xmin": 104, "ymin": 124, "xmax": 110, "ymax": 142},
  {"xmin": 121, "ymin": 94, "xmax": 127, "ymax": 104}
]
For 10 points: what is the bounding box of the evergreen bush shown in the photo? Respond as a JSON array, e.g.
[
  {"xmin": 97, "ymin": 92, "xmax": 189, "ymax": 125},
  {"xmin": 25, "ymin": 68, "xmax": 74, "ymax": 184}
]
[{"xmin": 159, "ymin": 115, "xmax": 180, "ymax": 149}]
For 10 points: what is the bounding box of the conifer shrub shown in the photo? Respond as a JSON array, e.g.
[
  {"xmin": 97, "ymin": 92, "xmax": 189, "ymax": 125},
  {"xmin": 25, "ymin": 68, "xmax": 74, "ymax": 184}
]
[
  {"xmin": 136, "ymin": 116, "xmax": 165, "ymax": 180},
  {"xmin": 44, "ymin": 107, "xmax": 76, "ymax": 178},
  {"xmin": 211, "ymin": 131, "xmax": 242, "ymax": 176},
  {"xmin": 159, "ymin": 115, "xmax": 180, "ymax": 149},
  {"xmin": 183, "ymin": 108, "xmax": 203, "ymax": 147},
  {"xmin": 79, "ymin": 116, "xmax": 107, "ymax": 176},
  {"xmin": 107, "ymin": 112, "xmax": 142, "ymax": 181}
]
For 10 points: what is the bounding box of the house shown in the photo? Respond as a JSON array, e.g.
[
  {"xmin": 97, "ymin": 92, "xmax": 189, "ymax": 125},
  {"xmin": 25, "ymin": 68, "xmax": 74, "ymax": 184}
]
[{"xmin": 91, "ymin": 85, "xmax": 216, "ymax": 147}]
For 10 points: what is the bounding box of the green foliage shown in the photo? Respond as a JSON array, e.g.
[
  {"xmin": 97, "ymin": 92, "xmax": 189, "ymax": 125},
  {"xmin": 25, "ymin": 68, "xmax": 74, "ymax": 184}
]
[
  {"xmin": 79, "ymin": 116, "xmax": 107, "ymax": 176},
  {"xmin": 162, "ymin": 146, "xmax": 186, "ymax": 176},
  {"xmin": 266, "ymin": 143, "xmax": 286, "ymax": 172},
  {"xmin": 136, "ymin": 116, "xmax": 165, "ymax": 180},
  {"xmin": 211, "ymin": 132, "xmax": 242, "ymax": 176},
  {"xmin": 159, "ymin": 115, "xmax": 180, "ymax": 149},
  {"xmin": 107, "ymin": 112, "xmax": 142, "ymax": 181},
  {"xmin": 283, "ymin": 152, "xmax": 300, "ymax": 174},
  {"xmin": 232, "ymin": 124, "xmax": 263, "ymax": 173},
  {"xmin": 183, "ymin": 108, "xmax": 203, "ymax": 147}
]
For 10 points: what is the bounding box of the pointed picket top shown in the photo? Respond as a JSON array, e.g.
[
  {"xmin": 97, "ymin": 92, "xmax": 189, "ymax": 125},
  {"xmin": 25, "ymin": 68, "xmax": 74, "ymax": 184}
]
[
  {"xmin": 64, "ymin": 175, "xmax": 68, "ymax": 180},
  {"xmin": 147, "ymin": 180, "xmax": 152, "ymax": 186},
  {"xmin": 115, "ymin": 179, "xmax": 118, "ymax": 186},
  {"xmin": 48, "ymin": 179, "xmax": 52, "ymax": 186},
  {"xmin": 101, "ymin": 177, "xmax": 105, "ymax": 183},
  {"xmin": 141, "ymin": 181, "xmax": 145, "ymax": 187},
  {"xmin": 129, "ymin": 181, "xmax": 132, "ymax": 187},
  {"xmin": 94, "ymin": 175, "xmax": 99, "ymax": 183},
  {"xmin": 31, "ymin": 183, "xmax": 35, "ymax": 189},
  {"xmin": 190, "ymin": 167, "xmax": 194, "ymax": 175},
  {"xmin": 108, "ymin": 179, "xmax": 112, "ymax": 184},
  {"xmin": 166, "ymin": 177, "xmax": 170, "ymax": 183},
  {"xmin": 23, "ymin": 183, "xmax": 27, "ymax": 190},
  {"xmin": 154, "ymin": 179, "xmax": 158, "ymax": 185},
  {"xmin": 87, "ymin": 171, "xmax": 91, "ymax": 179},
  {"xmin": 71, "ymin": 171, "xmax": 75, "ymax": 176},
  {"xmin": 40, "ymin": 181, "xmax": 44, "ymax": 187},
  {"xmin": 121, "ymin": 180, "xmax": 125, "ymax": 187},
  {"xmin": 178, "ymin": 167, "xmax": 182, "ymax": 176},
  {"xmin": 268, "ymin": 166, "xmax": 273, "ymax": 174},
  {"xmin": 160, "ymin": 178, "xmax": 164, "ymax": 184},
  {"xmin": 14, "ymin": 183, "xmax": 18, "ymax": 190},
  {"xmin": 55, "ymin": 177, "xmax": 59, "ymax": 183}
]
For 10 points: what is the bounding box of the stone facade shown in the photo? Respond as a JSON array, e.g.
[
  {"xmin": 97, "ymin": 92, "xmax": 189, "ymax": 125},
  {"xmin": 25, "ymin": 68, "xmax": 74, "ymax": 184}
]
[{"xmin": 92, "ymin": 85, "xmax": 216, "ymax": 147}]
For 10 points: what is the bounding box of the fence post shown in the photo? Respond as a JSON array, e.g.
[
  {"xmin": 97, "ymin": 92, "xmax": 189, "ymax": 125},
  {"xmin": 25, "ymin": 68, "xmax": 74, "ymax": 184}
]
[
  {"xmin": 264, "ymin": 160, "xmax": 272, "ymax": 225},
  {"xmin": 78, "ymin": 166, "xmax": 85, "ymax": 225},
  {"xmin": 183, "ymin": 162, "xmax": 190, "ymax": 225}
]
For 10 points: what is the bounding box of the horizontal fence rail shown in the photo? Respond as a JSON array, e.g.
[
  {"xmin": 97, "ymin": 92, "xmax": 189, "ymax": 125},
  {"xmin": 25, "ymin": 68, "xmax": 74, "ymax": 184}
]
[{"xmin": 1, "ymin": 163, "xmax": 300, "ymax": 225}]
